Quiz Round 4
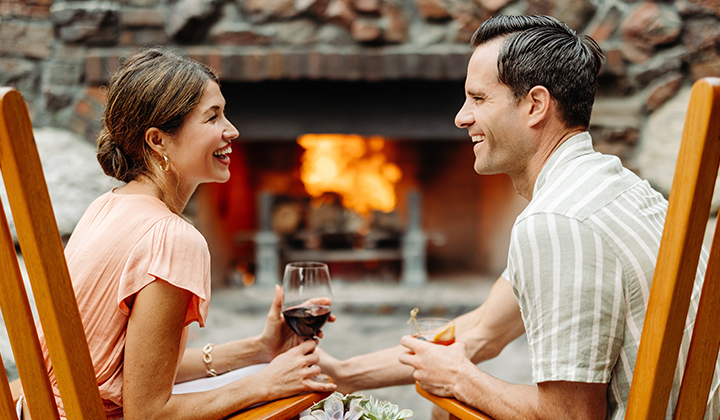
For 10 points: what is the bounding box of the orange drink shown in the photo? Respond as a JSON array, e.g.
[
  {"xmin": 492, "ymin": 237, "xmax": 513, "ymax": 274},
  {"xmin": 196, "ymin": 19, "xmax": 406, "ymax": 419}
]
[{"xmin": 412, "ymin": 317, "xmax": 455, "ymax": 345}]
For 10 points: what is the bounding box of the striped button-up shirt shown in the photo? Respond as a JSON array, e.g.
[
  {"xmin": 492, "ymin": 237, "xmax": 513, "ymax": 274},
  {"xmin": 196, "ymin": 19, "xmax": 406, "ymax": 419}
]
[{"xmin": 503, "ymin": 132, "xmax": 719, "ymax": 419}]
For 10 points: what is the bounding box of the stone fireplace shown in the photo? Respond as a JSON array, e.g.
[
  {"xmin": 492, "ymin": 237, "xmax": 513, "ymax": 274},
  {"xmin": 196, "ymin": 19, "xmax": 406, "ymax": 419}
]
[{"xmin": 2, "ymin": 0, "xmax": 719, "ymax": 285}]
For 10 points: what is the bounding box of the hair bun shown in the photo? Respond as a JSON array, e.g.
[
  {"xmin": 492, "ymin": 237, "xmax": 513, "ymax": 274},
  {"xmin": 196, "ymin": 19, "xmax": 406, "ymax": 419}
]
[{"xmin": 97, "ymin": 131, "xmax": 133, "ymax": 182}]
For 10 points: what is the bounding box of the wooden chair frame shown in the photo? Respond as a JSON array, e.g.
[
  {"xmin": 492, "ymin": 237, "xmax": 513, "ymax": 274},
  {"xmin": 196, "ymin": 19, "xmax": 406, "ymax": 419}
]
[
  {"xmin": 0, "ymin": 87, "xmax": 328, "ymax": 420},
  {"xmin": 417, "ymin": 77, "xmax": 720, "ymax": 420}
]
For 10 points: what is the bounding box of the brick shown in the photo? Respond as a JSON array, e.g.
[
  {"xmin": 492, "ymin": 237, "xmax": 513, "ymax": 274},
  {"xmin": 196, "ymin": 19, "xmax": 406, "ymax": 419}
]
[
  {"xmin": 324, "ymin": 0, "xmax": 357, "ymax": 28},
  {"xmin": 621, "ymin": 2, "xmax": 682, "ymax": 51},
  {"xmin": 401, "ymin": 53, "xmax": 422, "ymax": 78},
  {"xmin": 643, "ymin": 72, "xmax": 683, "ymax": 112},
  {"xmin": 222, "ymin": 54, "xmax": 245, "ymax": 82},
  {"xmin": 325, "ymin": 52, "xmax": 346, "ymax": 80},
  {"xmin": 446, "ymin": 51, "xmax": 470, "ymax": 80},
  {"xmin": 306, "ymin": 50, "xmax": 324, "ymax": 79},
  {"xmin": 84, "ymin": 54, "xmax": 105, "ymax": 85},
  {"xmin": 119, "ymin": 8, "xmax": 164, "ymax": 28},
  {"xmin": 419, "ymin": 52, "xmax": 443, "ymax": 80},
  {"xmin": 0, "ymin": 2, "xmax": 51, "ymax": 19},
  {"xmin": 599, "ymin": 46, "xmax": 626, "ymax": 76},
  {"xmin": 682, "ymin": 17, "xmax": 720, "ymax": 55},
  {"xmin": 210, "ymin": 22, "xmax": 274, "ymax": 46},
  {"xmin": 284, "ymin": 52, "xmax": 306, "ymax": 79},
  {"xmin": 207, "ymin": 52, "xmax": 223, "ymax": 76},
  {"xmin": 363, "ymin": 51, "xmax": 383, "ymax": 81},
  {"xmin": 243, "ymin": 51, "xmax": 267, "ymax": 81},
  {"xmin": 351, "ymin": 18, "xmax": 383, "ymax": 42},
  {"xmin": 266, "ymin": 50, "xmax": 285, "ymax": 79},
  {"xmin": 475, "ymin": 0, "xmax": 513, "ymax": 13},
  {"xmin": 676, "ymin": 0, "xmax": 720, "ymax": 16},
  {"xmin": 0, "ymin": 19, "xmax": 53, "ymax": 59},
  {"xmin": 343, "ymin": 51, "xmax": 363, "ymax": 80},
  {"xmin": 688, "ymin": 48, "xmax": 720, "ymax": 80},
  {"xmin": 243, "ymin": 0, "xmax": 299, "ymax": 22},
  {"xmin": 382, "ymin": 2, "xmax": 408, "ymax": 43},
  {"xmin": 380, "ymin": 52, "xmax": 402, "ymax": 80},
  {"xmin": 353, "ymin": 0, "xmax": 381, "ymax": 13},
  {"xmin": 414, "ymin": 0, "xmax": 452, "ymax": 20}
]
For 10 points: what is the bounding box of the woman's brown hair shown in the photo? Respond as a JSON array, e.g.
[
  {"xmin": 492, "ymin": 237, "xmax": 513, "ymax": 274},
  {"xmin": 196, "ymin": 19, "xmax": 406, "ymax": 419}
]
[{"xmin": 96, "ymin": 47, "xmax": 219, "ymax": 213}]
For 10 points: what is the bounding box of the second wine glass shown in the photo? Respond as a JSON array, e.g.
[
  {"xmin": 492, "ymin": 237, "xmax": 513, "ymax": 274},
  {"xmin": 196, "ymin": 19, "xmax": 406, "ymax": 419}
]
[{"xmin": 281, "ymin": 261, "xmax": 333, "ymax": 341}]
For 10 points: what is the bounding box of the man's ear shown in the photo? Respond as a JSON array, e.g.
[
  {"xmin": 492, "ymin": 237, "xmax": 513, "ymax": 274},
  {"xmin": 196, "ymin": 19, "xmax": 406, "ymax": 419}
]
[
  {"xmin": 145, "ymin": 127, "xmax": 167, "ymax": 155},
  {"xmin": 525, "ymin": 85, "xmax": 551, "ymax": 128}
]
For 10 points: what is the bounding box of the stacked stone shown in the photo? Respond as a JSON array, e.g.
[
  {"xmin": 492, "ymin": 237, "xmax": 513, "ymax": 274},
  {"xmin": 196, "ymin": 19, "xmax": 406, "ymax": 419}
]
[{"xmin": 0, "ymin": 0, "xmax": 719, "ymax": 169}]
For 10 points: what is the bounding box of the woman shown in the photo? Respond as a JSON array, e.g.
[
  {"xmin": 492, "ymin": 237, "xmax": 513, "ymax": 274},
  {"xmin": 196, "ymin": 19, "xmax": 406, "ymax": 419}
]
[{"xmin": 23, "ymin": 48, "xmax": 336, "ymax": 419}]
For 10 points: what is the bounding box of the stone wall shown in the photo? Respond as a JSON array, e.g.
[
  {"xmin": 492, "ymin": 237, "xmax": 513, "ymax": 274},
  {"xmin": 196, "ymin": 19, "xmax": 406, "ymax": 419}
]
[{"xmin": 1, "ymin": 0, "xmax": 720, "ymax": 174}]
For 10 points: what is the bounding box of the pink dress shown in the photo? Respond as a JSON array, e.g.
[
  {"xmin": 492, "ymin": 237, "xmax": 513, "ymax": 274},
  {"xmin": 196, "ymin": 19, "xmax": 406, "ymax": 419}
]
[{"xmin": 37, "ymin": 191, "xmax": 211, "ymax": 418}]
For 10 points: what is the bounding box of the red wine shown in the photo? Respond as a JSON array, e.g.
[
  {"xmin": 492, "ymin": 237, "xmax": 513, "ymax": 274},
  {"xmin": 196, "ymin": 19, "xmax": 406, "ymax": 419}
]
[{"xmin": 283, "ymin": 304, "xmax": 331, "ymax": 339}]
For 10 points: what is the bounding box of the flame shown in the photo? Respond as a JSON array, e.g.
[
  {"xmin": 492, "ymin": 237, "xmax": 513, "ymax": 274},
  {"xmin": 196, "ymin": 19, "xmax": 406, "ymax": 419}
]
[{"xmin": 298, "ymin": 134, "xmax": 402, "ymax": 214}]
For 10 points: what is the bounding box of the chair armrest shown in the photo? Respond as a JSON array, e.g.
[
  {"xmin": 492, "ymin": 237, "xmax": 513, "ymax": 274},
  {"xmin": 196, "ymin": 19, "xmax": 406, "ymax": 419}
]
[
  {"xmin": 225, "ymin": 391, "xmax": 332, "ymax": 420},
  {"xmin": 415, "ymin": 382, "xmax": 494, "ymax": 420}
]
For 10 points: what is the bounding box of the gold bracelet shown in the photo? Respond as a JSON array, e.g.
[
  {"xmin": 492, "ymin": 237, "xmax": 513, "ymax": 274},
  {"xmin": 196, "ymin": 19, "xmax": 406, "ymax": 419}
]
[{"xmin": 202, "ymin": 343, "xmax": 218, "ymax": 377}]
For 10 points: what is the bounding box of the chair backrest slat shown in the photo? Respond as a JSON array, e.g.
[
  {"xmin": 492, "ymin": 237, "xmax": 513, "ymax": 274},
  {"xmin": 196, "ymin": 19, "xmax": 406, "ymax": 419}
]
[
  {"xmin": 0, "ymin": 199, "xmax": 58, "ymax": 420},
  {"xmin": 0, "ymin": 87, "xmax": 106, "ymax": 419},
  {"xmin": 675, "ymin": 222, "xmax": 720, "ymax": 419},
  {"xmin": 0, "ymin": 357, "xmax": 19, "ymax": 420},
  {"xmin": 626, "ymin": 78, "xmax": 720, "ymax": 419}
]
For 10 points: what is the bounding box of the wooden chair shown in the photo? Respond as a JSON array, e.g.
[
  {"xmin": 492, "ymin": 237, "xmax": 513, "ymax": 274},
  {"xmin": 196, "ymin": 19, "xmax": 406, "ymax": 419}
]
[
  {"xmin": 0, "ymin": 87, "xmax": 328, "ymax": 420},
  {"xmin": 417, "ymin": 77, "xmax": 720, "ymax": 420}
]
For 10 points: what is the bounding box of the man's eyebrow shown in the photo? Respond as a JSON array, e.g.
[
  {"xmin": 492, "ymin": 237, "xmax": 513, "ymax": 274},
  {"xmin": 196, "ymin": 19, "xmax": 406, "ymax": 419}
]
[{"xmin": 466, "ymin": 89, "xmax": 484, "ymax": 97}]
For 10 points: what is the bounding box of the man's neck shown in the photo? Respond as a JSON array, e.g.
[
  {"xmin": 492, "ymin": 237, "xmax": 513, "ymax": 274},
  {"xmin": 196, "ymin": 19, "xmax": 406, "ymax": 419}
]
[{"xmin": 511, "ymin": 127, "xmax": 587, "ymax": 201}]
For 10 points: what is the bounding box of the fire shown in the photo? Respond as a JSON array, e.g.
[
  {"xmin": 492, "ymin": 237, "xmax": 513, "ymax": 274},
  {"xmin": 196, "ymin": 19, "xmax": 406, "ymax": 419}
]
[{"xmin": 298, "ymin": 134, "xmax": 402, "ymax": 214}]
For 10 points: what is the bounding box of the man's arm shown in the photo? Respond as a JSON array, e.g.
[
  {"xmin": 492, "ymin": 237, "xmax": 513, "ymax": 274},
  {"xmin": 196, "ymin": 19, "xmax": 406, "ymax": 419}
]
[
  {"xmin": 317, "ymin": 276, "xmax": 525, "ymax": 393},
  {"xmin": 400, "ymin": 338, "xmax": 607, "ymax": 420}
]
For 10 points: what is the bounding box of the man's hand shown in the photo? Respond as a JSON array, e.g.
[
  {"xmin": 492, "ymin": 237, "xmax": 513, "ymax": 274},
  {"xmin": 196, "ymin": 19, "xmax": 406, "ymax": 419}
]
[{"xmin": 398, "ymin": 336, "xmax": 476, "ymax": 398}]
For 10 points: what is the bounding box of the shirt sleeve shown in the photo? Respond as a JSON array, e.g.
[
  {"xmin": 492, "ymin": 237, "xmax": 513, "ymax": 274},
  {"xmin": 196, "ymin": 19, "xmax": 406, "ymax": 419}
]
[
  {"xmin": 506, "ymin": 212, "xmax": 625, "ymax": 384},
  {"xmin": 116, "ymin": 216, "xmax": 212, "ymax": 327}
]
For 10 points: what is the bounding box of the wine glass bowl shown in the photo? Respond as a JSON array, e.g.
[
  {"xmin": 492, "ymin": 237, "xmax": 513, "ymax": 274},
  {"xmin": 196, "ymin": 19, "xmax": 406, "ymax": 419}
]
[
  {"xmin": 281, "ymin": 262, "xmax": 333, "ymax": 340},
  {"xmin": 412, "ymin": 317, "xmax": 455, "ymax": 346}
]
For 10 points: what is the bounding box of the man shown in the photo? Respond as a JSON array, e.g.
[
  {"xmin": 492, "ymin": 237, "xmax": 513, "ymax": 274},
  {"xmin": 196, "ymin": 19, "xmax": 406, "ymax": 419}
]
[{"xmin": 318, "ymin": 15, "xmax": 720, "ymax": 419}]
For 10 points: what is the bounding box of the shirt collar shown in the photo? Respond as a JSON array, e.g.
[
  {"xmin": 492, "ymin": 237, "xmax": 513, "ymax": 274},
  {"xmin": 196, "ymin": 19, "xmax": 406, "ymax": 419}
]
[{"xmin": 532, "ymin": 131, "xmax": 594, "ymax": 197}]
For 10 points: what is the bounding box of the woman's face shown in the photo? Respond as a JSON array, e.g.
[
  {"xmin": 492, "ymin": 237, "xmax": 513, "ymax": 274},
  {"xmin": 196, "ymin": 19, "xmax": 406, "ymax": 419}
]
[{"xmin": 165, "ymin": 81, "xmax": 239, "ymax": 190}]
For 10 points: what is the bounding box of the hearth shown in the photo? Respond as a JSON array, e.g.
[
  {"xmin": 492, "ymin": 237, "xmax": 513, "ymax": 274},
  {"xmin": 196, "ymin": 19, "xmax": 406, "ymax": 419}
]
[{"xmin": 192, "ymin": 79, "xmax": 525, "ymax": 287}]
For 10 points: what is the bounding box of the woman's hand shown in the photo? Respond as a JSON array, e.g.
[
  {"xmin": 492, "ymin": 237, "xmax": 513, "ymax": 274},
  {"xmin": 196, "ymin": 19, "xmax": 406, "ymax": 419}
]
[
  {"xmin": 256, "ymin": 339, "xmax": 337, "ymax": 398},
  {"xmin": 258, "ymin": 285, "xmax": 336, "ymax": 359}
]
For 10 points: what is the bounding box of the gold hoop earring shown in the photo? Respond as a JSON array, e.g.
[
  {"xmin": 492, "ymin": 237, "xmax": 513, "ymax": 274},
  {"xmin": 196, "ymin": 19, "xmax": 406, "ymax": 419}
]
[{"xmin": 161, "ymin": 155, "xmax": 170, "ymax": 172}]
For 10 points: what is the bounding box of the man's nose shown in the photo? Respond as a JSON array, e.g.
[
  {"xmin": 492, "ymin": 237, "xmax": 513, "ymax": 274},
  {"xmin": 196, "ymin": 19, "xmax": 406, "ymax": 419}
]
[{"xmin": 455, "ymin": 100, "xmax": 473, "ymax": 129}]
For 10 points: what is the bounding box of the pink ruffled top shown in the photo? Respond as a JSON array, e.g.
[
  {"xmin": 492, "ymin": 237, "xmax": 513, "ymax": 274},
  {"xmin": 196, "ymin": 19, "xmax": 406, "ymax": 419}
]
[{"xmin": 38, "ymin": 190, "xmax": 211, "ymax": 418}]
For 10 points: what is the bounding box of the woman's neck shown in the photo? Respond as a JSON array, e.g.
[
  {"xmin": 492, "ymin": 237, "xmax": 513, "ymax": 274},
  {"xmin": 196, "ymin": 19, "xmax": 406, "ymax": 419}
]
[{"xmin": 115, "ymin": 177, "xmax": 188, "ymax": 214}]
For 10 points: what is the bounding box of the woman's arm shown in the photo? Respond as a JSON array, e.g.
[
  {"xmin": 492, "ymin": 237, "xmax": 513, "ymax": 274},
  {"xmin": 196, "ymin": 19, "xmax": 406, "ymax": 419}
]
[
  {"xmin": 123, "ymin": 279, "xmax": 335, "ymax": 420},
  {"xmin": 175, "ymin": 285, "xmax": 303, "ymax": 383}
]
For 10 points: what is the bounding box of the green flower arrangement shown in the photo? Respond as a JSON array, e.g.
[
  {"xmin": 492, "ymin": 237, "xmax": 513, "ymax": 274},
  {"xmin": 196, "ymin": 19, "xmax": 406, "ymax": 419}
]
[{"xmin": 301, "ymin": 392, "xmax": 414, "ymax": 420}]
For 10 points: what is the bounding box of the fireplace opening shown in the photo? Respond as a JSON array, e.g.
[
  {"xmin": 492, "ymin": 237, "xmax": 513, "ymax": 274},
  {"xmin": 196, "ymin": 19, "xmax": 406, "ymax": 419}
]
[{"xmin": 190, "ymin": 80, "xmax": 526, "ymax": 287}]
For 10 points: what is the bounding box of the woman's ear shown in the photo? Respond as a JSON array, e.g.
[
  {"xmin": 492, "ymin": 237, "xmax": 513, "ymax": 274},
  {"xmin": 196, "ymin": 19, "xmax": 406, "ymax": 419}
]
[
  {"xmin": 525, "ymin": 85, "xmax": 551, "ymax": 128},
  {"xmin": 144, "ymin": 127, "xmax": 167, "ymax": 155}
]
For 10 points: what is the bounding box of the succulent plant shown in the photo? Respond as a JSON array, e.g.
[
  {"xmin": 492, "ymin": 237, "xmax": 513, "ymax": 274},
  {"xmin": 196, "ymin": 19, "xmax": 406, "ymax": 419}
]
[
  {"xmin": 301, "ymin": 392, "xmax": 413, "ymax": 420},
  {"xmin": 361, "ymin": 396, "xmax": 413, "ymax": 420}
]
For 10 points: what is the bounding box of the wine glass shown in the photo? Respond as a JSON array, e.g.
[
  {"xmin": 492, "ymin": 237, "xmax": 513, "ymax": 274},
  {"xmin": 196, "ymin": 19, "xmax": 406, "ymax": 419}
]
[
  {"xmin": 282, "ymin": 261, "xmax": 333, "ymax": 382},
  {"xmin": 282, "ymin": 261, "xmax": 333, "ymax": 339}
]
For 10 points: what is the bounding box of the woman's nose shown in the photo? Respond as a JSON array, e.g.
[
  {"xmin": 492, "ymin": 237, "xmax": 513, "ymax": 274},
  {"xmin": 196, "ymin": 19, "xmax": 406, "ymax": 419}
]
[{"xmin": 224, "ymin": 120, "xmax": 240, "ymax": 140}]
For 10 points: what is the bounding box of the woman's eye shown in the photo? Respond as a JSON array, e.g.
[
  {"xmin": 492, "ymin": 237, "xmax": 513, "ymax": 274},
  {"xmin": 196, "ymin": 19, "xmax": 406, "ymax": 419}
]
[{"xmin": 208, "ymin": 114, "xmax": 218, "ymax": 122}]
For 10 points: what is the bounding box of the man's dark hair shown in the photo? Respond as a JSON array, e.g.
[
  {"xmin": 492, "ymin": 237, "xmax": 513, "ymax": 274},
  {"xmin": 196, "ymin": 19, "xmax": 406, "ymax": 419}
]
[{"xmin": 471, "ymin": 15, "xmax": 605, "ymax": 129}]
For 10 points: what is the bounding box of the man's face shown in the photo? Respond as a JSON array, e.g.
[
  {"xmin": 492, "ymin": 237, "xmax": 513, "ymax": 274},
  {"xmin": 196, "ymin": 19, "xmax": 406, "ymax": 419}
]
[{"xmin": 455, "ymin": 38, "xmax": 532, "ymax": 177}]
